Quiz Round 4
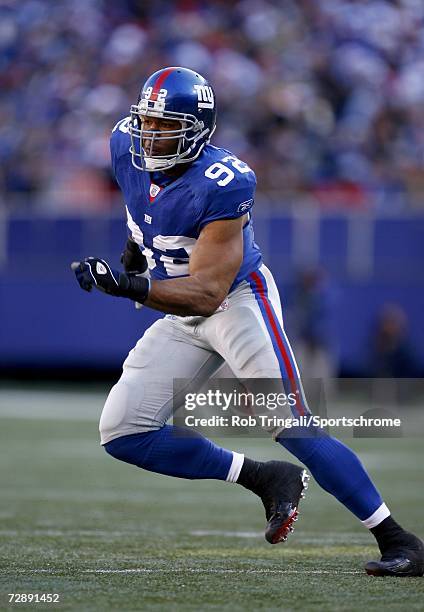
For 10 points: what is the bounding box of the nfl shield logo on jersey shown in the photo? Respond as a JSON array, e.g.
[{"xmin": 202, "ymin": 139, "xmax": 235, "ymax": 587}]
[{"xmin": 150, "ymin": 183, "xmax": 161, "ymax": 198}]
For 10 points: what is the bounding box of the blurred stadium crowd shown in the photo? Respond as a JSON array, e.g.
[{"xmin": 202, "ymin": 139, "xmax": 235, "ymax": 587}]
[{"xmin": 1, "ymin": 0, "xmax": 423, "ymax": 213}]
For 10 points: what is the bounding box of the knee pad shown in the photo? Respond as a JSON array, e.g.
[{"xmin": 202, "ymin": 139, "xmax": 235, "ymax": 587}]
[
  {"xmin": 99, "ymin": 380, "xmax": 135, "ymax": 444},
  {"xmin": 99, "ymin": 368, "xmax": 174, "ymax": 445}
]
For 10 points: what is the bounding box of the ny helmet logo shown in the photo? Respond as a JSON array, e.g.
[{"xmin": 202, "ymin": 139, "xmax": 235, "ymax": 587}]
[{"xmin": 194, "ymin": 85, "xmax": 214, "ymax": 109}]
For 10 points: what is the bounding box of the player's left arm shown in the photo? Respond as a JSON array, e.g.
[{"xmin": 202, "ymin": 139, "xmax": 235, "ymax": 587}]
[{"xmin": 145, "ymin": 216, "xmax": 244, "ymax": 316}]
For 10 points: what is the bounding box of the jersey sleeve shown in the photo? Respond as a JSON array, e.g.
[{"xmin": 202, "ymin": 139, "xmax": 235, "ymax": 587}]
[
  {"xmin": 110, "ymin": 123, "xmax": 120, "ymax": 180},
  {"xmin": 197, "ymin": 173, "xmax": 256, "ymax": 231},
  {"xmin": 110, "ymin": 116, "xmax": 131, "ymax": 180}
]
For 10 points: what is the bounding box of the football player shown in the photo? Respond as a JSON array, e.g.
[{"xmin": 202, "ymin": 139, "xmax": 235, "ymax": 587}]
[{"xmin": 72, "ymin": 67, "xmax": 423, "ymax": 576}]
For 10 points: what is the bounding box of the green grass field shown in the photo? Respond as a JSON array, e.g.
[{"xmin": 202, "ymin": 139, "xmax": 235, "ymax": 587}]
[{"xmin": 0, "ymin": 387, "xmax": 423, "ymax": 611}]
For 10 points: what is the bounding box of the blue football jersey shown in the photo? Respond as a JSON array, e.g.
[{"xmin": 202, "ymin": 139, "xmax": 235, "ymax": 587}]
[{"xmin": 110, "ymin": 116, "xmax": 262, "ymax": 293}]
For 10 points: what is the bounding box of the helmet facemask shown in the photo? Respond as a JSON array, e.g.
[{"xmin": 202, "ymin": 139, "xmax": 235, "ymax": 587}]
[{"xmin": 129, "ymin": 98, "xmax": 214, "ymax": 171}]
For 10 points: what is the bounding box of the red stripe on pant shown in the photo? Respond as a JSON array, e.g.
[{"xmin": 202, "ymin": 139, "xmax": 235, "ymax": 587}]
[{"xmin": 250, "ymin": 271, "xmax": 306, "ymax": 417}]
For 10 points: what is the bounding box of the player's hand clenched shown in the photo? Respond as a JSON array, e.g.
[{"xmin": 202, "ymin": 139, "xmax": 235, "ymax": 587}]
[
  {"xmin": 71, "ymin": 257, "xmax": 123, "ymax": 295},
  {"xmin": 121, "ymin": 238, "xmax": 148, "ymax": 274},
  {"xmin": 71, "ymin": 257, "xmax": 150, "ymax": 303}
]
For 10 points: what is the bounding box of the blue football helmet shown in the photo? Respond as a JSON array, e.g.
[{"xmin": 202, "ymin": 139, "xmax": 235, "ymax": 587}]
[{"xmin": 129, "ymin": 67, "xmax": 217, "ymax": 171}]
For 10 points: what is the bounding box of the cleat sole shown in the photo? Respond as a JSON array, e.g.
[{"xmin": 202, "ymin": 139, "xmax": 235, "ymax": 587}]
[
  {"xmin": 266, "ymin": 508, "xmax": 298, "ymax": 544},
  {"xmin": 265, "ymin": 469, "xmax": 309, "ymax": 545}
]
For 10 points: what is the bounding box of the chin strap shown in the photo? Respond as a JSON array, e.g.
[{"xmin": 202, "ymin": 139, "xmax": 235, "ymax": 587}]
[{"xmin": 143, "ymin": 156, "xmax": 178, "ymax": 171}]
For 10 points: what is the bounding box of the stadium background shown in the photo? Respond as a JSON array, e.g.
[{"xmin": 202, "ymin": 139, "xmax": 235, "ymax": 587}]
[
  {"xmin": 1, "ymin": 0, "xmax": 424, "ymax": 378},
  {"xmin": 1, "ymin": 1, "xmax": 423, "ymax": 609}
]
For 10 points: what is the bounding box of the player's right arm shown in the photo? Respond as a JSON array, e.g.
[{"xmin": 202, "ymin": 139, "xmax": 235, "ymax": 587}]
[
  {"xmin": 71, "ymin": 215, "xmax": 244, "ymax": 316},
  {"xmin": 144, "ymin": 215, "xmax": 245, "ymax": 316}
]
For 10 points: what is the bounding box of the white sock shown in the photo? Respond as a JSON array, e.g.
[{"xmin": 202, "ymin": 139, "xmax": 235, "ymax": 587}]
[
  {"xmin": 361, "ymin": 503, "xmax": 391, "ymax": 529},
  {"xmin": 226, "ymin": 452, "xmax": 244, "ymax": 483}
]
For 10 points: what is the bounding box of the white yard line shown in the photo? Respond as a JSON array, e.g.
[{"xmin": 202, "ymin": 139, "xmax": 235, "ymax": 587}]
[
  {"xmin": 10, "ymin": 568, "xmax": 363, "ymax": 575},
  {"xmin": 189, "ymin": 530, "xmax": 370, "ymax": 545},
  {"xmin": 85, "ymin": 568, "xmax": 363, "ymax": 575},
  {"xmin": 0, "ymin": 528, "xmax": 370, "ymax": 546},
  {"xmin": 191, "ymin": 530, "xmax": 263, "ymax": 538},
  {"xmin": 0, "ymin": 529, "xmax": 135, "ymax": 538}
]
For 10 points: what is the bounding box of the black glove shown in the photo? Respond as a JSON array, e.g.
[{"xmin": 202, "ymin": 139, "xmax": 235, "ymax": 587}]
[
  {"xmin": 71, "ymin": 257, "xmax": 150, "ymax": 303},
  {"xmin": 121, "ymin": 238, "xmax": 148, "ymax": 274}
]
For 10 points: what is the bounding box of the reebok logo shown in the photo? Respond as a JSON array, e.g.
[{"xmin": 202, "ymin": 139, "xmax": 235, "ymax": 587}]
[
  {"xmin": 236, "ymin": 199, "xmax": 253, "ymax": 214},
  {"xmin": 96, "ymin": 262, "xmax": 107, "ymax": 275}
]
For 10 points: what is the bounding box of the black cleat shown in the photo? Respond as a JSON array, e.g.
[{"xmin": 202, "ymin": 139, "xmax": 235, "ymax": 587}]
[
  {"xmin": 252, "ymin": 460, "xmax": 309, "ymax": 544},
  {"xmin": 365, "ymin": 533, "xmax": 424, "ymax": 577}
]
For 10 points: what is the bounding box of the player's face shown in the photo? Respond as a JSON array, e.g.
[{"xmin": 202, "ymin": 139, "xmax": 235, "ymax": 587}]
[{"xmin": 142, "ymin": 116, "xmax": 182, "ymax": 157}]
